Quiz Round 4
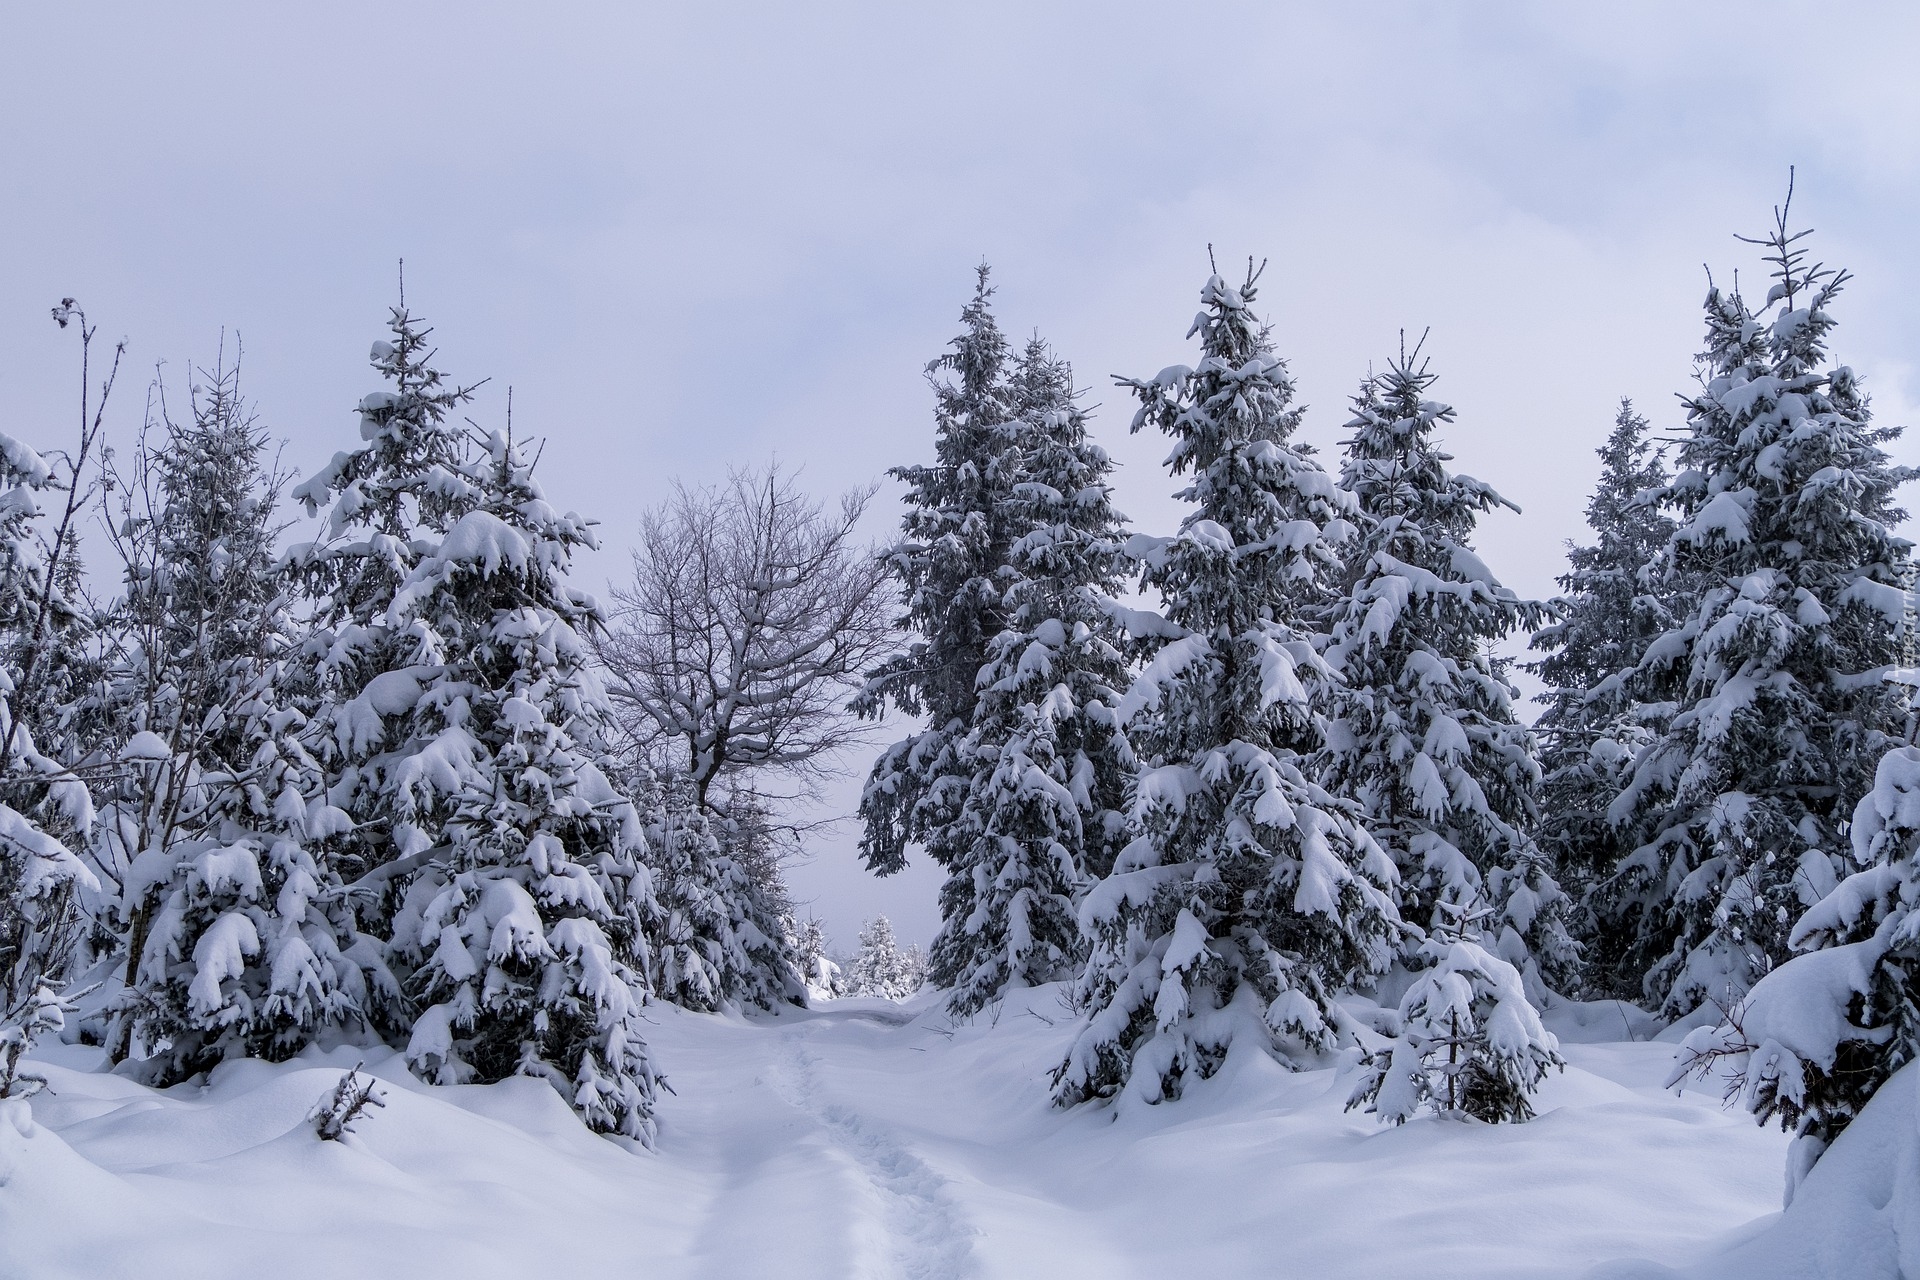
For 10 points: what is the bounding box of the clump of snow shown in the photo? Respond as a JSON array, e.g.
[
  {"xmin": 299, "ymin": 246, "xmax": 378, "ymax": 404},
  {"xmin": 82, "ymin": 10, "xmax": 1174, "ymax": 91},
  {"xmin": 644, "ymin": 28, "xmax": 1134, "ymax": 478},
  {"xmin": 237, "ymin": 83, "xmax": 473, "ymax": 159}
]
[
  {"xmin": 118, "ymin": 731, "xmax": 172, "ymax": 762},
  {"xmin": 0, "ymin": 431, "xmax": 53, "ymax": 487}
]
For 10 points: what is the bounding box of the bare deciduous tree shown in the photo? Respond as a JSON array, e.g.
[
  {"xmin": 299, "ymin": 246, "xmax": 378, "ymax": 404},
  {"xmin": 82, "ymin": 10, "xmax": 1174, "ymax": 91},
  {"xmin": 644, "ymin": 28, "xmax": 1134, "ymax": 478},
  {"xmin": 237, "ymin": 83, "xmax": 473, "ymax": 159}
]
[{"xmin": 598, "ymin": 462, "xmax": 895, "ymax": 813}]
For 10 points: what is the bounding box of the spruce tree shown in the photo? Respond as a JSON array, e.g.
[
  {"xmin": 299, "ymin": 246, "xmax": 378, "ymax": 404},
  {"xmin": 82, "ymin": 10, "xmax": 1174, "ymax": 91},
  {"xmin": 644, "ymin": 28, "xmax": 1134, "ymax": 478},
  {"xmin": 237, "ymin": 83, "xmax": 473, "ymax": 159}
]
[
  {"xmin": 297, "ymin": 314, "xmax": 661, "ymax": 1139},
  {"xmin": 928, "ymin": 339, "xmax": 1135, "ymax": 1015},
  {"xmin": 1526, "ymin": 400, "xmax": 1675, "ymax": 994},
  {"xmin": 1319, "ymin": 344, "xmax": 1574, "ymax": 999},
  {"xmin": 1672, "ymin": 722, "xmax": 1920, "ymax": 1198},
  {"xmin": 847, "ymin": 914, "xmax": 917, "ymax": 998},
  {"xmin": 1348, "ymin": 900, "xmax": 1564, "ymax": 1125},
  {"xmin": 0, "ymin": 424, "xmax": 99, "ymax": 1081},
  {"xmin": 1529, "ymin": 402, "xmax": 1674, "ymax": 869},
  {"xmin": 900, "ymin": 939, "xmax": 927, "ymax": 992},
  {"xmin": 857, "ymin": 267, "xmax": 1019, "ymax": 877},
  {"xmin": 790, "ymin": 916, "xmax": 839, "ymax": 999},
  {"xmin": 1606, "ymin": 202, "xmax": 1913, "ymax": 1018},
  {"xmin": 710, "ymin": 789, "xmax": 806, "ymax": 1009},
  {"xmin": 290, "ymin": 306, "xmax": 482, "ymax": 1013},
  {"xmin": 644, "ymin": 772, "xmax": 802, "ymax": 1012},
  {"xmin": 713, "ymin": 788, "xmax": 792, "ymax": 922},
  {"xmin": 116, "ymin": 361, "xmax": 379, "ymax": 1081},
  {"xmin": 1052, "ymin": 267, "xmax": 1403, "ymax": 1108},
  {"xmin": 646, "ymin": 776, "xmax": 729, "ymax": 1011},
  {"xmin": 403, "ymin": 430, "xmax": 662, "ymax": 1137}
]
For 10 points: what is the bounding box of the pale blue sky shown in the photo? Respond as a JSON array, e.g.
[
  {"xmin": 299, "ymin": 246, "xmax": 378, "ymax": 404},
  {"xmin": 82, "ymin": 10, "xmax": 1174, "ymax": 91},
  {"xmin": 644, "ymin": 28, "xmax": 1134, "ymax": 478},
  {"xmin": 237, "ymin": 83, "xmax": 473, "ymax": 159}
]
[{"xmin": 5, "ymin": 2, "xmax": 1918, "ymax": 946}]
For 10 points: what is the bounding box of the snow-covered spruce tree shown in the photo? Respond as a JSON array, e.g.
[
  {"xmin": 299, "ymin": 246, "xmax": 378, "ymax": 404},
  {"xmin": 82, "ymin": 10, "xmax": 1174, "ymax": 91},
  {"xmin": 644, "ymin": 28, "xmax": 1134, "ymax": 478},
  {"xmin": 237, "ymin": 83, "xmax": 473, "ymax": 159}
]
[
  {"xmin": 857, "ymin": 266, "xmax": 1020, "ymax": 878},
  {"xmin": 846, "ymin": 914, "xmax": 920, "ymax": 999},
  {"xmin": 1605, "ymin": 204, "xmax": 1913, "ymax": 1018},
  {"xmin": 290, "ymin": 306, "xmax": 483, "ymax": 1009},
  {"xmin": 929, "ymin": 338, "xmax": 1135, "ymax": 1016},
  {"xmin": 712, "ymin": 793, "xmax": 806, "ymax": 1009},
  {"xmin": 110, "ymin": 359, "xmax": 377, "ymax": 1082},
  {"xmin": 1348, "ymin": 900, "xmax": 1563, "ymax": 1125},
  {"xmin": 706, "ymin": 787, "xmax": 806, "ymax": 1007},
  {"xmin": 397, "ymin": 430, "xmax": 663, "ymax": 1138},
  {"xmin": 644, "ymin": 773, "xmax": 802, "ymax": 1011},
  {"xmin": 1528, "ymin": 402, "xmax": 1674, "ymax": 878},
  {"xmin": 1671, "ymin": 716, "xmax": 1920, "ymax": 1198},
  {"xmin": 1526, "ymin": 400, "xmax": 1676, "ymax": 994},
  {"xmin": 2, "ymin": 307, "xmax": 113, "ymax": 1084},
  {"xmin": 1052, "ymin": 266, "xmax": 1403, "ymax": 1108},
  {"xmin": 634, "ymin": 774, "xmax": 723, "ymax": 1011},
  {"xmin": 711, "ymin": 788, "xmax": 790, "ymax": 919},
  {"xmin": 1319, "ymin": 345, "xmax": 1575, "ymax": 1000},
  {"xmin": 0, "ymin": 424, "xmax": 100, "ymax": 1085},
  {"xmin": 791, "ymin": 916, "xmax": 840, "ymax": 1000},
  {"xmin": 296, "ymin": 315, "xmax": 660, "ymax": 1139}
]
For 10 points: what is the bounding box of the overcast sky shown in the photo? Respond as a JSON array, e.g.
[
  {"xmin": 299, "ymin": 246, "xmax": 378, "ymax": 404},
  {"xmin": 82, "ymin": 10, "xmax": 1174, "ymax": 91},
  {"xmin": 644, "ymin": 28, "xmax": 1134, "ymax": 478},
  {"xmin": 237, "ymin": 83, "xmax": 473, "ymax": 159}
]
[{"xmin": 5, "ymin": 2, "xmax": 1918, "ymax": 947}]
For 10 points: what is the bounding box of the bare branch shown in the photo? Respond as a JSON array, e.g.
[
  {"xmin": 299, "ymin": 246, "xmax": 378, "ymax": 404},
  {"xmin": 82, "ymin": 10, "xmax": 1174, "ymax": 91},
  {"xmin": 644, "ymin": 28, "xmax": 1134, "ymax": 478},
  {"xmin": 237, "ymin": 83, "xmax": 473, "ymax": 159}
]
[{"xmin": 596, "ymin": 461, "xmax": 896, "ymax": 813}]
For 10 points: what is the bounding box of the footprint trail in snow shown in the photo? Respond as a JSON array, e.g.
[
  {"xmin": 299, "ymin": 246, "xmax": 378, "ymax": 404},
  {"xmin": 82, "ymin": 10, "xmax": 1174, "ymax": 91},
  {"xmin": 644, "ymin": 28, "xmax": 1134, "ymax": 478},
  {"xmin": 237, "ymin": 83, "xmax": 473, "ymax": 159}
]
[{"xmin": 774, "ymin": 1031, "xmax": 979, "ymax": 1280}]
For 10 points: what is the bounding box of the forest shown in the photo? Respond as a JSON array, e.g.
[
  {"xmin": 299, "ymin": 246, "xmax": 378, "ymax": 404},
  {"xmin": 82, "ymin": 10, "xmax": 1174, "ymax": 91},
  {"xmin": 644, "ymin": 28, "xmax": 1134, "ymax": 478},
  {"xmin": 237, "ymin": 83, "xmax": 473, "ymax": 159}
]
[{"xmin": 2, "ymin": 190, "xmax": 1916, "ymax": 1277}]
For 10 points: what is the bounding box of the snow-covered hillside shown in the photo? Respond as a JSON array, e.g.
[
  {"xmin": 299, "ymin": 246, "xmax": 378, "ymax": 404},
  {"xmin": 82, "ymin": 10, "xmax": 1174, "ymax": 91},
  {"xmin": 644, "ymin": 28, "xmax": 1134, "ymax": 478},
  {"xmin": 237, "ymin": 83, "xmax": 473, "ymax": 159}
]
[{"xmin": 0, "ymin": 988, "xmax": 1840, "ymax": 1280}]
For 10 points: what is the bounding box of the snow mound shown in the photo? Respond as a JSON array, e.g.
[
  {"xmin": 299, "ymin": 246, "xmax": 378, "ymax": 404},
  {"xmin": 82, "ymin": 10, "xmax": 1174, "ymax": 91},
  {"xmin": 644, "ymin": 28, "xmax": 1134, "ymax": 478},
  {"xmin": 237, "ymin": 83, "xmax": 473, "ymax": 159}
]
[
  {"xmin": 0, "ymin": 1046, "xmax": 694, "ymax": 1280},
  {"xmin": 1689, "ymin": 1061, "xmax": 1919, "ymax": 1280}
]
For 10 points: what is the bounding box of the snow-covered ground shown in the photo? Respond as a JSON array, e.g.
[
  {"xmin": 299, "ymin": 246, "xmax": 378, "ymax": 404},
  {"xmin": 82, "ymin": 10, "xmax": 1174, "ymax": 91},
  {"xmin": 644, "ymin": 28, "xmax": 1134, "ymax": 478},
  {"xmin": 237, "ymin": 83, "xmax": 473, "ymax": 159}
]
[{"xmin": 2, "ymin": 986, "xmax": 1894, "ymax": 1280}]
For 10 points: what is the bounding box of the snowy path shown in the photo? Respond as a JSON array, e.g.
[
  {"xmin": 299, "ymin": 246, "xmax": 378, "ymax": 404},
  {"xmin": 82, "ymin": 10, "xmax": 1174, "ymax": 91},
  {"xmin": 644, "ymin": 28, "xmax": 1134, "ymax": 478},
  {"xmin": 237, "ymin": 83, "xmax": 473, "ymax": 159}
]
[
  {"xmin": 676, "ymin": 1029, "xmax": 880, "ymax": 1278},
  {"xmin": 672, "ymin": 1011, "xmax": 980, "ymax": 1279},
  {"xmin": 3, "ymin": 988, "xmax": 1802, "ymax": 1280},
  {"xmin": 770, "ymin": 1029, "xmax": 978, "ymax": 1278}
]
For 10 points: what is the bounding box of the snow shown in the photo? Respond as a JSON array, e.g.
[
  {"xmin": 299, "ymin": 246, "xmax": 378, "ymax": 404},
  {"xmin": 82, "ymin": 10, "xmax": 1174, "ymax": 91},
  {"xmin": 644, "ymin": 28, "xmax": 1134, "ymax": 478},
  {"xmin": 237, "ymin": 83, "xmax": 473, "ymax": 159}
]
[
  {"xmin": 1182, "ymin": 518, "xmax": 1234, "ymax": 553},
  {"xmin": 481, "ymin": 877, "xmax": 550, "ymax": 964},
  {"xmin": 187, "ymin": 912, "xmax": 262, "ymax": 1015},
  {"xmin": 0, "ymin": 803, "xmax": 97, "ymax": 899},
  {"xmin": 435, "ymin": 510, "xmax": 532, "ymax": 578},
  {"xmin": 1848, "ymin": 744, "xmax": 1920, "ymax": 866},
  {"xmin": 1676, "ymin": 943, "xmax": 1881, "ymax": 1111},
  {"xmin": 1115, "ymin": 633, "xmax": 1209, "ymax": 722},
  {"xmin": 382, "ymin": 512, "xmax": 536, "ymax": 618},
  {"xmin": 1, "ymin": 989, "xmax": 1806, "ymax": 1279},
  {"xmin": 191, "ymin": 842, "xmax": 263, "ymax": 899},
  {"xmin": 0, "ymin": 430, "xmax": 53, "ymax": 486},
  {"xmin": 360, "ymin": 668, "xmax": 427, "ymax": 717},
  {"xmin": 1682, "ymin": 490, "xmax": 1752, "ymax": 545},
  {"xmin": 1716, "ymin": 375, "xmax": 1783, "ymax": 419},
  {"xmin": 118, "ymin": 731, "xmax": 172, "ymax": 762},
  {"xmin": 387, "ymin": 727, "xmax": 485, "ymax": 811},
  {"xmin": 1685, "ymin": 1062, "xmax": 1919, "ymax": 1280},
  {"xmin": 1252, "ymin": 631, "xmax": 1310, "ymax": 709}
]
